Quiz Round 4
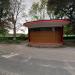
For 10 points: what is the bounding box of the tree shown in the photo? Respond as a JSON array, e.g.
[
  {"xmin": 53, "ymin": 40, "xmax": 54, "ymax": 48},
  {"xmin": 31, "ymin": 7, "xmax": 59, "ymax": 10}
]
[
  {"xmin": 47, "ymin": 0, "xmax": 75, "ymax": 33},
  {"xmin": 0, "ymin": 0, "xmax": 10, "ymax": 36},
  {"xmin": 9, "ymin": 0, "xmax": 25, "ymax": 40},
  {"xmin": 29, "ymin": 0, "xmax": 48, "ymax": 20},
  {"xmin": 29, "ymin": 2, "xmax": 39, "ymax": 20},
  {"xmin": 47, "ymin": 0, "xmax": 75, "ymax": 19},
  {"xmin": 39, "ymin": 0, "xmax": 48, "ymax": 19}
]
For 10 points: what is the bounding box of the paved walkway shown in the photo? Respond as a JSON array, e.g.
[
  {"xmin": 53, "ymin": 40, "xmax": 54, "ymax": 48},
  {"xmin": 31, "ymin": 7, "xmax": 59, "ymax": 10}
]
[{"xmin": 0, "ymin": 44, "xmax": 75, "ymax": 75}]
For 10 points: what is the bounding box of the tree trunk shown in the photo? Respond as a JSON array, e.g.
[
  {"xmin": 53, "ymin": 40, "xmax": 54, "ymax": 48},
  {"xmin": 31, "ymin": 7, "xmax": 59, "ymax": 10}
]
[
  {"xmin": 43, "ymin": 10, "xmax": 45, "ymax": 19},
  {"xmin": 13, "ymin": 22, "xmax": 16, "ymax": 40}
]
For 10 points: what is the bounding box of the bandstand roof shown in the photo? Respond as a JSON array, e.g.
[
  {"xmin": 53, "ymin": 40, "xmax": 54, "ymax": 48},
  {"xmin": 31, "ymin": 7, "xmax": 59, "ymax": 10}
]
[{"xmin": 24, "ymin": 19, "xmax": 70, "ymax": 28}]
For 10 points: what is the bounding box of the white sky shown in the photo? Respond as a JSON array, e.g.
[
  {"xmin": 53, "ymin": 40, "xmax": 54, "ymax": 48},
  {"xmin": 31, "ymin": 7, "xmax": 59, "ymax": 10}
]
[{"xmin": 9, "ymin": 0, "xmax": 34, "ymax": 34}]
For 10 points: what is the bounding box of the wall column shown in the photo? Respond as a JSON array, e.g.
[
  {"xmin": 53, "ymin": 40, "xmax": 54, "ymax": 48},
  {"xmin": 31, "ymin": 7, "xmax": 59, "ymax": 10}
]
[
  {"xmin": 61, "ymin": 26, "xmax": 64, "ymax": 43},
  {"xmin": 28, "ymin": 29, "xmax": 30, "ymax": 42}
]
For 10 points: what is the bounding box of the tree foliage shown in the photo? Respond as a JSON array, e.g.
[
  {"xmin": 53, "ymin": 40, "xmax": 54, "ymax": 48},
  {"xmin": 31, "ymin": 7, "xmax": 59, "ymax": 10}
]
[
  {"xmin": 47, "ymin": 0, "xmax": 75, "ymax": 20},
  {"xmin": 47, "ymin": 0, "xmax": 75, "ymax": 33},
  {"xmin": 29, "ymin": 0, "xmax": 48, "ymax": 20},
  {"xmin": 29, "ymin": 2, "xmax": 39, "ymax": 19},
  {"xmin": 0, "ymin": 0, "xmax": 10, "ymax": 19},
  {"xmin": 0, "ymin": 0, "xmax": 10, "ymax": 36}
]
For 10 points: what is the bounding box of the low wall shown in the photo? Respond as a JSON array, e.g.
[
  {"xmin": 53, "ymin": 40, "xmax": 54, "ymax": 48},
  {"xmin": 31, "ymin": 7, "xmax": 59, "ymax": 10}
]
[{"xmin": 29, "ymin": 31, "xmax": 63, "ymax": 44}]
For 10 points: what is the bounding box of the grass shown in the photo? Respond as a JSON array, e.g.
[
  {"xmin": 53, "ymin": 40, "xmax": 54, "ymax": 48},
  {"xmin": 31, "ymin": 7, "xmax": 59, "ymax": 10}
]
[{"xmin": 0, "ymin": 37, "xmax": 28, "ymax": 44}]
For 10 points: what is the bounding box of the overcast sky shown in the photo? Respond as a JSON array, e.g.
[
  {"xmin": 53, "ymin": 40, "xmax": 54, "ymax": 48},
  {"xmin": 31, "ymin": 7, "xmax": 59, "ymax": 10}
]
[{"xmin": 9, "ymin": 0, "xmax": 35, "ymax": 34}]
